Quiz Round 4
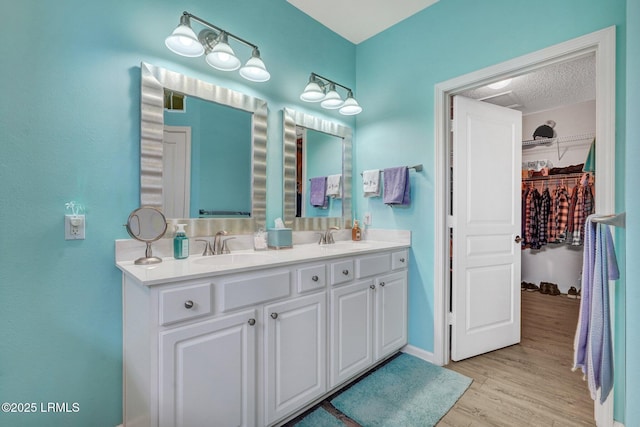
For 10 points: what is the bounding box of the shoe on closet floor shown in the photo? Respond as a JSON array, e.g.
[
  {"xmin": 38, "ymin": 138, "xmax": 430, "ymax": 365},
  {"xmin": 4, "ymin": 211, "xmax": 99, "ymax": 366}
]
[
  {"xmin": 524, "ymin": 282, "xmax": 539, "ymax": 292},
  {"xmin": 547, "ymin": 282, "xmax": 561, "ymax": 296},
  {"xmin": 567, "ymin": 286, "xmax": 579, "ymax": 299},
  {"xmin": 539, "ymin": 282, "xmax": 550, "ymax": 294}
]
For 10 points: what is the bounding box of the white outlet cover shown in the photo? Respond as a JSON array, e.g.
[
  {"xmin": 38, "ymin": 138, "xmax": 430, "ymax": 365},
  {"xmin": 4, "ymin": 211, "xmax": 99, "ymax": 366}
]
[{"xmin": 65, "ymin": 214, "xmax": 85, "ymax": 240}]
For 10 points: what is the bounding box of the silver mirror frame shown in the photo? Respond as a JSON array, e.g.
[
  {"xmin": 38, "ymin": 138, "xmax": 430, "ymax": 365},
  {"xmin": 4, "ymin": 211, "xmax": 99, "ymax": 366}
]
[
  {"xmin": 140, "ymin": 62, "xmax": 267, "ymax": 235},
  {"xmin": 282, "ymin": 108, "xmax": 352, "ymax": 230}
]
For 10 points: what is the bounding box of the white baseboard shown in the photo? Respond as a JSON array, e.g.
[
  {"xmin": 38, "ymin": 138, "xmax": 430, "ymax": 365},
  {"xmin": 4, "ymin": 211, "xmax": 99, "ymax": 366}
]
[{"xmin": 401, "ymin": 344, "xmax": 437, "ymax": 364}]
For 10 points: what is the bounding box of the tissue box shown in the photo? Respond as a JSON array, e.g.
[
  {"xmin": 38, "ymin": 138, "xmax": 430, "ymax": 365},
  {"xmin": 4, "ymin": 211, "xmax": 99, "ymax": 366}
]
[{"xmin": 267, "ymin": 228, "xmax": 292, "ymax": 249}]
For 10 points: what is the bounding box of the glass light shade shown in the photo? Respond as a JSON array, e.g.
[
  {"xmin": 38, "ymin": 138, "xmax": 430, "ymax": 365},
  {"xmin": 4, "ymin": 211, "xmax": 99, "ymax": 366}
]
[
  {"xmin": 165, "ymin": 16, "xmax": 204, "ymax": 57},
  {"xmin": 320, "ymin": 84, "xmax": 343, "ymax": 109},
  {"xmin": 206, "ymin": 34, "xmax": 241, "ymax": 71},
  {"xmin": 239, "ymin": 51, "xmax": 270, "ymax": 82},
  {"xmin": 339, "ymin": 95, "xmax": 362, "ymax": 115},
  {"xmin": 300, "ymin": 81, "xmax": 325, "ymax": 102}
]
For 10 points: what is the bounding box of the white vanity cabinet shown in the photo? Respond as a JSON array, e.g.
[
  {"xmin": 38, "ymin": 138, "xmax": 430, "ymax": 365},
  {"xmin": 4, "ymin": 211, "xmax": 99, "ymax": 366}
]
[
  {"xmin": 329, "ymin": 250, "xmax": 408, "ymax": 388},
  {"xmin": 119, "ymin": 244, "xmax": 408, "ymax": 427}
]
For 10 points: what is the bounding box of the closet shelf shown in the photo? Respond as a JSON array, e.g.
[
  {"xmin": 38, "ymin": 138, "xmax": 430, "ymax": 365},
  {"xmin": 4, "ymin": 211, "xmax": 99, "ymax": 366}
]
[
  {"xmin": 522, "ymin": 172, "xmax": 591, "ymax": 182},
  {"xmin": 522, "ymin": 132, "xmax": 595, "ymax": 147}
]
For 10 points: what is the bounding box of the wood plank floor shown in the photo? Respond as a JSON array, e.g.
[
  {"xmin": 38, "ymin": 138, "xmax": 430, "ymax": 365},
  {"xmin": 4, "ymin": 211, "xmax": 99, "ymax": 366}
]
[{"xmin": 438, "ymin": 291, "xmax": 595, "ymax": 427}]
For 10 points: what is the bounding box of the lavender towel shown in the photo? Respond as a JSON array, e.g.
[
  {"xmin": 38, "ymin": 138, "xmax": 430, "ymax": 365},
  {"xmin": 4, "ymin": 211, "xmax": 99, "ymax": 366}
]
[
  {"xmin": 383, "ymin": 167, "xmax": 411, "ymax": 206},
  {"xmin": 310, "ymin": 176, "xmax": 328, "ymax": 208},
  {"xmin": 573, "ymin": 215, "xmax": 619, "ymax": 403}
]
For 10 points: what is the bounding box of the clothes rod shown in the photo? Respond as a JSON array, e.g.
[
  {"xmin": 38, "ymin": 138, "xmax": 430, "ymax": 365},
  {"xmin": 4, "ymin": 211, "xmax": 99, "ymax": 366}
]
[
  {"xmin": 591, "ymin": 212, "xmax": 626, "ymax": 228},
  {"xmin": 360, "ymin": 164, "xmax": 423, "ymax": 176}
]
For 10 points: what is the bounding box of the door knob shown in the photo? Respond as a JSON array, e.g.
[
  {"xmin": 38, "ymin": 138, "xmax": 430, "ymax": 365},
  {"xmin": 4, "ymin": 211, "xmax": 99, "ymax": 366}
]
[{"xmin": 514, "ymin": 235, "xmax": 523, "ymax": 243}]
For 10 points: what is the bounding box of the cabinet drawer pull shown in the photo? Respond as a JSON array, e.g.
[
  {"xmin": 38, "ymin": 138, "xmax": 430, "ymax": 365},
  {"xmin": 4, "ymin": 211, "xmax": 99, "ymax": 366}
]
[
  {"xmin": 342, "ymin": 269, "xmax": 350, "ymax": 276},
  {"xmin": 380, "ymin": 282, "xmax": 385, "ymax": 287},
  {"xmin": 184, "ymin": 300, "xmax": 194, "ymax": 309},
  {"xmin": 270, "ymin": 312, "xmax": 278, "ymax": 319},
  {"xmin": 248, "ymin": 318, "xmax": 256, "ymax": 326},
  {"xmin": 370, "ymin": 284, "xmax": 376, "ymax": 290},
  {"xmin": 400, "ymin": 257, "xmax": 405, "ymax": 263},
  {"xmin": 312, "ymin": 275, "xmax": 319, "ymax": 282}
]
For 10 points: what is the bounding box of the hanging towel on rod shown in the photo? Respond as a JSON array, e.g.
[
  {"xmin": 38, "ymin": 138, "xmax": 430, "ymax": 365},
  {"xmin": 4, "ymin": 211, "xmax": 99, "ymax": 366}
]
[
  {"xmin": 310, "ymin": 176, "xmax": 328, "ymax": 208},
  {"xmin": 363, "ymin": 169, "xmax": 381, "ymax": 197},
  {"xmin": 326, "ymin": 174, "xmax": 342, "ymax": 198},
  {"xmin": 383, "ymin": 167, "xmax": 411, "ymax": 206},
  {"xmin": 573, "ymin": 215, "xmax": 619, "ymax": 403}
]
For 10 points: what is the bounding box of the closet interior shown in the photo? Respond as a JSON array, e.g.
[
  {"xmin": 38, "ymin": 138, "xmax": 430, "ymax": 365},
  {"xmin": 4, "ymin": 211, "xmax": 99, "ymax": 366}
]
[{"xmin": 520, "ymin": 99, "xmax": 596, "ymax": 296}]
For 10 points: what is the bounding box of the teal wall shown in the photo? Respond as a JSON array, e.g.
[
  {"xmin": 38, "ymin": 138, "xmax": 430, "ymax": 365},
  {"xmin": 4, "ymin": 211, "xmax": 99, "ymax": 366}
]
[
  {"xmin": 0, "ymin": 0, "xmax": 637, "ymax": 426},
  {"xmin": 354, "ymin": 0, "xmax": 631, "ymax": 423},
  {"xmin": 625, "ymin": 0, "xmax": 639, "ymax": 424},
  {"xmin": 0, "ymin": 1, "xmax": 353, "ymax": 426}
]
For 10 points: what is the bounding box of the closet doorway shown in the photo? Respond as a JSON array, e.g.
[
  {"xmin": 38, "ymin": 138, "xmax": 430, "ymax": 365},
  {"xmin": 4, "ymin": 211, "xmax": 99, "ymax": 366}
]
[{"xmin": 433, "ymin": 26, "xmax": 616, "ymax": 426}]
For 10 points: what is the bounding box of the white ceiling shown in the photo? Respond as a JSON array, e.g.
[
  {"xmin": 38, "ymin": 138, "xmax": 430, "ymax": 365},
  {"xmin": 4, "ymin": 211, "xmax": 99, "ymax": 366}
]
[
  {"xmin": 286, "ymin": 0, "xmax": 439, "ymax": 44},
  {"xmin": 287, "ymin": 1, "xmax": 595, "ymax": 114}
]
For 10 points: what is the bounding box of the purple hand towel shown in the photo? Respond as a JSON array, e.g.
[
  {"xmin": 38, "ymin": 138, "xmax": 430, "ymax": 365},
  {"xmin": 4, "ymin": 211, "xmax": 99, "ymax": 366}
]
[
  {"xmin": 383, "ymin": 167, "xmax": 411, "ymax": 206},
  {"xmin": 310, "ymin": 176, "xmax": 328, "ymax": 208}
]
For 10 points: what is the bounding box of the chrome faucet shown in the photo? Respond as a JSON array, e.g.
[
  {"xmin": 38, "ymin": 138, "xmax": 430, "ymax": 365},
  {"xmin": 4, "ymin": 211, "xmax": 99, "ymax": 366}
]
[
  {"xmin": 196, "ymin": 239, "xmax": 215, "ymax": 256},
  {"xmin": 213, "ymin": 230, "xmax": 228, "ymax": 255},
  {"xmin": 318, "ymin": 226, "xmax": 339, "ymax": 245},
  {"xmin": 221, "ymin": 237, "xmax": 236, "ymax": 254}
]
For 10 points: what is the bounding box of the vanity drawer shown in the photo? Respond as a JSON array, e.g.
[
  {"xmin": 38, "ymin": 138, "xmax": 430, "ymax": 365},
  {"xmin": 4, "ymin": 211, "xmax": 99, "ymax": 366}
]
[
  {"xmin": 356, "ymin": 253, "xmax": 391, "ymax": 278},
  {"xmin": 217, "ymin": 269, "xmax": 291, "ymax": 313},
  {"xmin": 159, "ymin": 282, "xmax": 212, "ymax": 326},
  {"xmin": 392, "ymin": 250, "xmax": 409, "ymax": 270},
  {"xmin": 297, "ymin": 264, "xmax": 327, "ymax": 294},
  {"xmin": 330, "ymin": 259, "xmax": 354, "ymax": 286}
]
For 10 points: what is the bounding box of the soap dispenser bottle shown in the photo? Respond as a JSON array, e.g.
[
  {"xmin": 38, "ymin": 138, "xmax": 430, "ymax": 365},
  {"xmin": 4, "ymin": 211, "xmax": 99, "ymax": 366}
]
[
  {"xmin": 173, "ymin": 224, "xmax": 189, "ymax": 259},
  {"xmin": 352, "ymin": 220, "xmax": 361, "ymax": 241}
]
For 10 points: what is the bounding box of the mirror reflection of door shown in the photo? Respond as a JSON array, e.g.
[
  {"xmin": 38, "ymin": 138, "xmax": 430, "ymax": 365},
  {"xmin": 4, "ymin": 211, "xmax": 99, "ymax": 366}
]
[
  {"xmin": 164, "ymin": 91, "xmax": 252, "ymax": 219},
  {"xmin": 296, "ymin": 126, "xmax": 343, "ymax": 218}
]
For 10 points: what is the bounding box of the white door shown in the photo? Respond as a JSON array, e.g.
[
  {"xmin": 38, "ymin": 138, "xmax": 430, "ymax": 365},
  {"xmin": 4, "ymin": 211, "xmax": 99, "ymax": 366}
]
[
  {"xmin": 159, "ymin": 309, "xmax": 257, "ymax": 427},
  {"xmin": 451, "ymin": 95, "xmax": 522, "ymax": 361},
  {"xmin": 264, "ymin": 293, "xmax": 326, "ymax": 425},
  {"xmin": 163, "ymin": 126, "xmax": 191, "ymax": 218}
]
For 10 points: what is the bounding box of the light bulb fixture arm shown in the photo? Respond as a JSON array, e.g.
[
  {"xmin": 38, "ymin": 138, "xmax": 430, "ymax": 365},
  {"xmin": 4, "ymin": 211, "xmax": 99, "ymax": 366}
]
[
  {"xmin": 310, "ymin": 72, "xmax": 353, "ymax": 93},
  {"xmin": 183, "ymin": 11, "xmax": 258, "ymax": 51}
]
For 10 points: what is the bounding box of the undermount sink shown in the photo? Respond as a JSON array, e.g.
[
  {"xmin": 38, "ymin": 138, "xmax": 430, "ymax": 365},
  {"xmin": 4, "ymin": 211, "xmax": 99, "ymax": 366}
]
[{"xmin": 192, "ymin": 252, "xmax": 275, "ymax": 267}]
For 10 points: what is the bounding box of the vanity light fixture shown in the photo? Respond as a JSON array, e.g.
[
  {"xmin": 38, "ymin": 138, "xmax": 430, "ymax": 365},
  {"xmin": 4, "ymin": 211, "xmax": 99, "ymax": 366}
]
[
  {"xmin": 165, "ymin": 11, "xmax": 270, "ymax": 82},
  {"xmin": 299, "ymin": 73, "xmax": 362, "ymax": 115}
]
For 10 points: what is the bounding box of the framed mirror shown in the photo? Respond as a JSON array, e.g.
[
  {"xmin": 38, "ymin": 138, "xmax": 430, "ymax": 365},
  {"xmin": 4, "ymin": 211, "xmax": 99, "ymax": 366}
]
[
  {"xmin": 140, "ymin": 62, "xmax": 267, "ymax": 235},
  {"xmin": 282, "ymin": 108, "xmax": 352, "ymax": 230}
]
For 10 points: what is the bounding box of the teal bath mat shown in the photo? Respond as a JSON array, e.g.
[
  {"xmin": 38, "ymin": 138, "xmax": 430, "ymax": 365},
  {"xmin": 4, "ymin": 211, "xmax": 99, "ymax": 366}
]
[{"xmin": 330, "ymin": 353, "xmax": 471, "ymax": 427}]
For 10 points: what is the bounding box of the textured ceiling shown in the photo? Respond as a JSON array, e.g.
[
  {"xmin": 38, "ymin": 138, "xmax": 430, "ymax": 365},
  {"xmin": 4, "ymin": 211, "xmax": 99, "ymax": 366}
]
[
  {"xmin": 460, "ymin": 54, "xmax": 596, "ymax": 115},
  {"xmin": 286, "ymin": 0, "xmax": 439, "ymax": 44}
]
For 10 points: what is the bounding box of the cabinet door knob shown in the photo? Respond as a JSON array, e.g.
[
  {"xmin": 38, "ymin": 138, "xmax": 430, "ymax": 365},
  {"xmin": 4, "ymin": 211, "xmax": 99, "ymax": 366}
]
[
  {"xmin": 184, "ymin": 300, "xmax": 194, "ymax": 309},
  {"xmin": 342, "ymin": 269, "xmax": 350, "ymax": 276},
  {"xmin": 380, "ymin": 282, "xmax": 385, "ymax": 287},
  {"xmin": 370, "ymin": 284, "xmax": 376, "ymax": 290},
  {"xmin": 400, "ymin": 257, "xmax": 405, "ymax": 263},
  {"xmin": 248, "ymin": 318, "xmax": 256, "ymax": 326},
  {"xmin": 312, "ymin": 275, "xmax": 319, "ymax": 282},
  {"xmin": 270, "ymin": 312, "xmax": 278, "ymax": 319}
]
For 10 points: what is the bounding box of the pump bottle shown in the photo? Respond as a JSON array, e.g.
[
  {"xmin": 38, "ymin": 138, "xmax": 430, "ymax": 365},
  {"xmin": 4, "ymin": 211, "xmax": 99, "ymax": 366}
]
[
  {"xmin": 173, "ymin": 224, "xmax": 189, "ymax": 259},
  {"xmin": 352, "ymin": 220, "xmax": 361, "ymax": 241}
]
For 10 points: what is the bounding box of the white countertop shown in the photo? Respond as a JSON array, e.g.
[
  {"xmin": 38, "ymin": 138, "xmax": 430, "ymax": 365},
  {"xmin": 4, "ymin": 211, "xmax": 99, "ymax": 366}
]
[{"xmin": 116, "ymin": 235, "xmax": 410, "ymax": 286}]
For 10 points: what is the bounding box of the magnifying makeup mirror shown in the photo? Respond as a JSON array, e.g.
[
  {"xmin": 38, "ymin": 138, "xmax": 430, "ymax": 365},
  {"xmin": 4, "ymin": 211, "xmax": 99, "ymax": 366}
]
[{"xmin": 125, "ymin": 207, "xmax": 168, "ymax": 265}]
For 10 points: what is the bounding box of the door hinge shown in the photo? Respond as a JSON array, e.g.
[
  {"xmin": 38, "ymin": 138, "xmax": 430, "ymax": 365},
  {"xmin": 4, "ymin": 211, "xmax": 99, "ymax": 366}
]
[{"xmin": 448, "ymin": 312, "xmax": 455, "ymax": 325}]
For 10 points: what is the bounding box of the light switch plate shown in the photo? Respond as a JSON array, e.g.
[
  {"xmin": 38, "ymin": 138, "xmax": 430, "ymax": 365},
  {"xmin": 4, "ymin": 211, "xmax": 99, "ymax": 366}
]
[{"xmin": 364, "ymin": 212, "xmax": 372, "ymax": 225}]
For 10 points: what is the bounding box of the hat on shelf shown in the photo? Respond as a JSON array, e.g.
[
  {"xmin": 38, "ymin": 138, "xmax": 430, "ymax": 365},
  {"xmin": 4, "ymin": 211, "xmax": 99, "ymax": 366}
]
[{"xmin": 533, "ymin": 120, "xmax": 556, "ymax": 139}]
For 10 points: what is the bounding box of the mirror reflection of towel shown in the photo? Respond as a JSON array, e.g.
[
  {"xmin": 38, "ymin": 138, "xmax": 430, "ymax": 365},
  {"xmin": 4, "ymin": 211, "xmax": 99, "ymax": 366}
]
[
  {"xmin": 363, "ymin": 169, "xmax": 381, "ymax": 197},
  {"xmin": 383, "ymin": 167, "xmax": 410, "ymax": 206},
  {"xmin": 326, "ymin": 174, "xmax": 342, "ymax": 198},
  {"xmin": 310, "ymin": 176, "xmax": 328, "ymax": 208}
]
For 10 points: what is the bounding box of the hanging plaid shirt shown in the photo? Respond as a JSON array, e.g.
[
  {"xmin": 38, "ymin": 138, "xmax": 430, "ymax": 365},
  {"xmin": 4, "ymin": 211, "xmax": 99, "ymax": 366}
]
[
  {"xmin": 553, "ymin": 186, "xmax": 570, "ymax": 242},
  {"xmin": 538, "ymin": 188, "xmax": 551, "ymax": 245},
  {"xmin": 527, "ymin": 188, "xmax": 542, "ymax": 249}
]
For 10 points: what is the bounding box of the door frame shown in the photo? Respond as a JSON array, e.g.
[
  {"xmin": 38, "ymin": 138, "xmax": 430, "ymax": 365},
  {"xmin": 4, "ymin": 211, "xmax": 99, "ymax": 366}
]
[{"xmin": 433, "ymin": 26, "xmax": 616, "ymax": 424}]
